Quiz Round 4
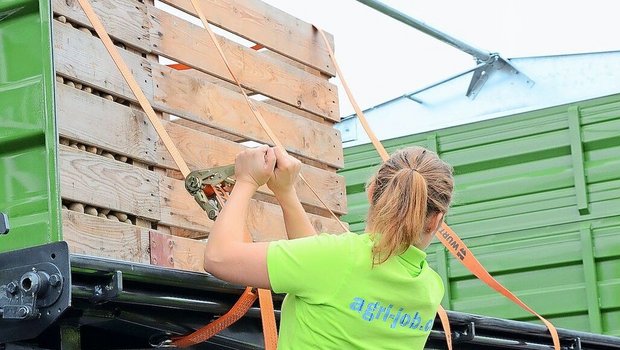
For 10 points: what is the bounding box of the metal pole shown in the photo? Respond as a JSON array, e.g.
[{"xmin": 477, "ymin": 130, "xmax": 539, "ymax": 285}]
[{"xmin": 356, "ymin": 0, "xmax": 494, "ymax": 63}]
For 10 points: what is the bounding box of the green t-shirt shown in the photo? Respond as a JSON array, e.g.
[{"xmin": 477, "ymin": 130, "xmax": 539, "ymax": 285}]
[{"xmin": 267, "ymin": 232, "xmax": 444, "ymax": 349}]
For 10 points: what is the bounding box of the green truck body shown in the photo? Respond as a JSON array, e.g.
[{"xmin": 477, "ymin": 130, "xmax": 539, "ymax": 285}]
[
  {"xmin": 340, "ymin": 94, "xmax": 620, "ymax": 336},
  {"xmin": 0, "ymin": 0, "xmax": 61, "ymax": 252}
]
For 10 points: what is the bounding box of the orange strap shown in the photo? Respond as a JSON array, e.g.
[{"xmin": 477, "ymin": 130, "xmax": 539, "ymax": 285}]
[
  {"xmin": 76, "ymin": 1, "xmax": 277, "ymax": 347},
  {"xmin": 436, "ymin": 224, "xmax": 560, "ymax": 347},
  {"xmin": 315, "ymin": 26, "xmax": 560, "ymax": 350},
  {"xmin": 187, "ymin": 0, "xmax": 348, "ymax": 236},
  {"xmin": 437, "ymin": 306, "xmax": 452, "ymax": 350},
  {"xmin": 171, "ymin": 287, "xmax": 259, "ymax": 347},
  {"xmin": 75, "ymin": 0, "xmax": 191, "ymax": 177}
]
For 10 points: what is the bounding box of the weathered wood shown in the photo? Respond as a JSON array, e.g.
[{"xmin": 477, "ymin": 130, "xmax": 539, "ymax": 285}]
[
  {"xmin": 51, "ymin": 0, "xmax": 150, "ymax": 51},
  {"xmin": 56, "ymin": 84, "xmax": 160, "ymax": 164},
  {"xmin": 159, "ymin": 0, "xmax": 336, "ymax": 77},
  {"xmin": 159, "ymin": 176, "xmax": 346, "ymax": 241},
  {"xmin": 162, "ymin": 121, "xmax": 346, "ymax": 214},
  {"xmin": 154, "ymin": 64, "xmax": 344, "ymax": 168},
  {"xmin": 53, "ymin": 22, "xmax": 153, "ymax": 102},
  {"xmin": 148, "ymin": 4, "xmax": 339, "ymax": 121},
  {"xmin": 54, "ymin": 24, "xmax": 343, "ymax": 168},
  {"xmin": 150, "ymin": 230, "xmax": 206, "ymax": 272},
  {"xmin": 59, "ymin": 145, "xmax": 160, "ymax": 221},
  {"xmin": 62, "ymin": 209, "xmax": 150, "ymax": 263},
  {"xmin": 172, "ymin": 118, "xmax": 245, "ymax": 142},
  {"xmin": 56, "ymin": 86, "xmax": 346, "ymax": 213}
]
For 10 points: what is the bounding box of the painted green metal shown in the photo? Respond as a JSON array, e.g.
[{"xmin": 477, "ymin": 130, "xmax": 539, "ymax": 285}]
[
  {"xmin": 0, "ymin": 0, "xmax": 61, "ymax": 252},
  {"xmin": 340, "ymin": 94, "xmax": 620, "ymax": 336}
]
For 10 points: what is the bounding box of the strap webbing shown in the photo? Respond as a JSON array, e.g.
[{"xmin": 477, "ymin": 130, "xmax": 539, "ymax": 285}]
[
  {"xmin": 314, "ymin": 26, "xmax": 560, "ymax": 350},
  {"xmin": 76, "ymin": 0, "xmax": 277, "ymax": 347},
  {"xmin": 171, "ymin": 287, "xmax": 259, "ymax": 347},
  {"xmin": 186, "ymin": 0, "xmax": 348, "ymax": 234},
  {"xmin": 75, "ymin": 0, "xmax": 191, "ymax": 177}
]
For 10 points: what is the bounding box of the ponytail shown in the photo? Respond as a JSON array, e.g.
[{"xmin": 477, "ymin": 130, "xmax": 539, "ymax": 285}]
[{"xmin": 366, "ymin": 147, "xmax": 453, "ymax": 265}]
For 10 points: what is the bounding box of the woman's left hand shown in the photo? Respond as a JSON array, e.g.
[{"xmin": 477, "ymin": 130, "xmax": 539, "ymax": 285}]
[{"xmin": 234, "ymin": 145, "xmax": 277, "ymax": 189}]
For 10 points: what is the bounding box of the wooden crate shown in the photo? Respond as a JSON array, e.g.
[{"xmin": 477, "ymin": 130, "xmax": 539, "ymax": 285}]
[{"xmin": 51, "ymin": 0, "xmax": 347, "ymax": 272}]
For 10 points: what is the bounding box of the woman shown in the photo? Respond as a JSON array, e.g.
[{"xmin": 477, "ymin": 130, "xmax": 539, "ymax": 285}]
[{"xmin": 204, "ymin": 145, "xmax": 454, "ymax": 349}]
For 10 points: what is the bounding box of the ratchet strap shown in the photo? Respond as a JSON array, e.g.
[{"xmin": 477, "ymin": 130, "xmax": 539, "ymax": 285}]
[
  {"xmin": 76, "ymin": 0, "xmax": 278, "ymax": 348},
  {"xmin": 171, "ymin": 287, "xmax": 259, "ymax": 347},
  {"xmin": 314, "ymin": 27, "xmax": 560, "ymax": 350}
]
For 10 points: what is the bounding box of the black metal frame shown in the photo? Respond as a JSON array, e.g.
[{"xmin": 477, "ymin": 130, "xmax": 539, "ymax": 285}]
[{"xmin": 2, "ymin": 244, "xmax": 620, "ymax": 349}]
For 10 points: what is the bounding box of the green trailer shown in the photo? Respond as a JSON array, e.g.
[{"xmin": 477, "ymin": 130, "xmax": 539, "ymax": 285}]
[{"xmin": 340, "ymin": 93, "xmax": 620, "ymax": 337}]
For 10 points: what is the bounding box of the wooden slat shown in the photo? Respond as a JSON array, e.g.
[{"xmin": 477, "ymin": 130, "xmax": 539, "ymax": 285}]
[
  {"xmin": 53, "ymin": 23, "xmax": 344, "ymax": 169},
  {"xmin": 53, "ymin": 22, "xmax": 153, "ymax": 102},
  {"xmin": 159, "ymin": 0, "xmax": 336, "ymax": 77},
  {"xmin": 62, "ymin": 209, "xmax": 150, "ymax": 263},
  {"xmin": 148, "ymin": 4, "xmax": 339, "ymax": 121},
  {"xmin": 162, "ymin": 121, "xmax": 346, "ymax": 214},
  {"xmin": 159, "ymin": 176, "xmax": 347, "ymax": 241},
  {"xmin": 150, "ymin": 230, "xmax": 207, "ymax": 272},
  {"xmin": 154, "ymin": 64, "xmax": 344, "ymax": 168},
  {"xmin": 59, "ymin": 145, "xmax": 161, "ymax": 221},
  {"xmin": 56, "ymin": 84, "xmax": 160, "ymax": 164},
  {"xmin": 52, "ymin": 0, "xmax": 150, "ymax": 51},
  {"xmin": 55, "ymin": 86, "xmax": 346, "ymax": 214},
  {"xmin": 171, "ymin": 118, "xmax": 245, "ymax": 142}
]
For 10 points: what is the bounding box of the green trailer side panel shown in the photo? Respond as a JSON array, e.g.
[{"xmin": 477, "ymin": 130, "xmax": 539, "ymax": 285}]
[
  {"xmin": 339, "ymin": 94, "xmax": 620, "ymax": 336},
  {"xmin": 0, "ymin": 0, "xmax": 60, "ymax": 252}
]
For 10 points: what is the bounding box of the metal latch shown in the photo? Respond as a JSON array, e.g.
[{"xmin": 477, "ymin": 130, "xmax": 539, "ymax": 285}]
[
  {"xmin": 0, "ymin": 241, "xmax": 71, "ymax": 343},
  {"xmin": 184, "ymin": 164, "xmax": 235, "ymax": 220},
  {"xmin": 0, "ymin": 212, "xmax": 9, "ymax": 235}
]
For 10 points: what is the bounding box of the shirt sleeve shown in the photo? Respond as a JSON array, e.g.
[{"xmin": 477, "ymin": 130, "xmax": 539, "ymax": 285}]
[{"xmin": 267, "ymin": 233, "xmax": 354, "ymax": 303}]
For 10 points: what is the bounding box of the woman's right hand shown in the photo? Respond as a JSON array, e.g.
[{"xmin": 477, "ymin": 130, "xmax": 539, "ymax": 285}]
[{"xmin": 267, "ymin": 147, "xmax": 301, "ymax": 196}]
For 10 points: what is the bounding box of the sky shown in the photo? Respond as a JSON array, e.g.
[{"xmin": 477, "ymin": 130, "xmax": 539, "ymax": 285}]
[{"xmin": 261, "ymin": 0, "xmax": 620, "ymax": 117}]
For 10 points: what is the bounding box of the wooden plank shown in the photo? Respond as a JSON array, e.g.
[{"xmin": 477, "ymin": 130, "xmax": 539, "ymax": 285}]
[
  {"xmin": 53, "ymin": 22, "xmax": 153, "ymax": 102},
  {"xmin": 154, "ymin": 64, "xmax": 344, "ymax": 168},
  {"xmin": 172, "ymin": 118, "xmax": 245, "ymax": 142},
  {"xmin": 162, "ymin": 121, "xmax": 346, "ymax": 214},
  {"xmin": 56, "ymin": 84, "xmax": 160, "ymax": 164},
  {"xmin": 159, "ymin": 176, "xmax": 347, "ymax": 241},
  {"xmin": 55, "ymin": 86, "xmax": 346, "ymax": 213},
  {"xmin": 159, "ymin": 0, "xmax": 336, "ymax": 77},
  {"xmin": 262, "ymin": 98, "xmax": 331, "ymax": 125},
  {"xmin": 261, "ymin": 50, "xmax": 322, "ymax": 77},
  {"xmin": 54, "ymin": 23, "xmax": 344, "ymax": 168},
  {"xmin": 148, "ymin": 4, "xmax": 339, "ymax": 122},
  {"xmin": 59, "ymin": 145, "xmax": 161, "ymax": 221},
  {"xmin": 51, "ymin": 0, "xmax": 150, "ymax": 51},
  {"xmin": 62, "ymin": 209, "xmax": 150, "ymax": 263},
  {"xmin": 150, "ymin": 230, "xmax": 206, "ymax": 272}
]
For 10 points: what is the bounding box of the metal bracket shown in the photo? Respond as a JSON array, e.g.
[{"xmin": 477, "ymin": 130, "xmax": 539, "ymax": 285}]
[
  {"xmin": 185, "ymin": 164, "xmax": 235, "ymax": 220},
  {"xmin": 466, "ymin": 54, "xmax": 535, "ymax": 99},
  {"xmin": 89, "ymin": 270, "xmax": 122, "ymax": 305},
  {"xmin": 0, "ymin": 212, "xmax": 9, "ymax": 235},
  {"xmin": 453, "ymin": 322, "xmax": 476, "ymax": 343},
  {"xmin": 0, "ymin": 241, "xmax": 71, "ymax": 343},
  {"xmin": 569, "ymin": 337, "xmax": 582, "ymax": 350}
]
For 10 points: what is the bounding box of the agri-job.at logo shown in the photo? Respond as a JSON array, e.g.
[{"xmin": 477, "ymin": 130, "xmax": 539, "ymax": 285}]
[
  {"xmin": 349, "ymin": 297, "xmax": 434, "ymax": 332},
  {"xmin": 438, "ymin": 227, "xmax": 467, "ymax": 261}
]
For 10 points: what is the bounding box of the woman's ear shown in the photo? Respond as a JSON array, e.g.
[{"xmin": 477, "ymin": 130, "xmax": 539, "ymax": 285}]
[
  {"xmin": 427, "ymin": 212, "xmax": 444, "ymax": 234},
  {"xmin": 366, "ymin": 181, "xmax": 375, "ymax": 203}
]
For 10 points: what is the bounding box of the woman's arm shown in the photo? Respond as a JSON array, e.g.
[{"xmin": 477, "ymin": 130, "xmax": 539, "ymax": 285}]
[
  {"xmin": 268, "ymin": 148, "xmax": 317, "ymax": 239},
  {"xmin": 203, "ymin": 146, "xmax": 275, "ymax": 289}
]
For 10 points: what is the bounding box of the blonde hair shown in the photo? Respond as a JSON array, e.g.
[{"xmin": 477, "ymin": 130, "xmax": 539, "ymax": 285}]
[{"xmin": 366, "ymin": 146, "xmax": 453, "ymax": 264}]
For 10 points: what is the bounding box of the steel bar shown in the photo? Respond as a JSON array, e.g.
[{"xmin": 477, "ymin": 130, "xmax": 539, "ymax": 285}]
[{"xmin": 356, "ymin": 0, "xmax": 493, "ymax": 63}]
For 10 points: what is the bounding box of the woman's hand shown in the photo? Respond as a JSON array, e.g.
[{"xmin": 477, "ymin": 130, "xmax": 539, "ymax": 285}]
[
  {"xmin": 267, "ymin": 147, "xmax": 302, "ymax": 196},
  {"xmin": 234, "ymin": 145, "xmax": 276, "ymax": 189}
]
